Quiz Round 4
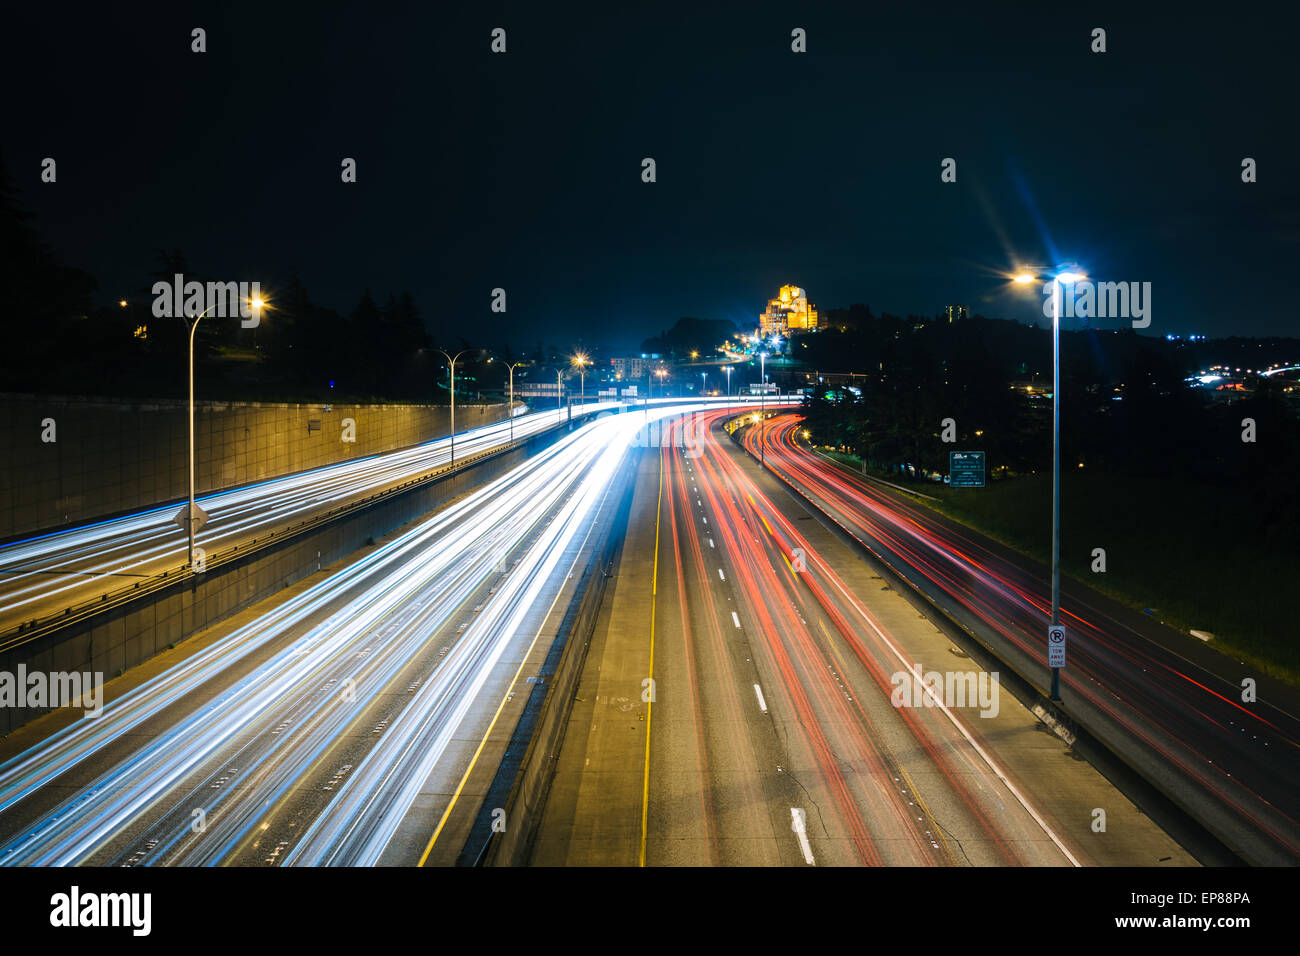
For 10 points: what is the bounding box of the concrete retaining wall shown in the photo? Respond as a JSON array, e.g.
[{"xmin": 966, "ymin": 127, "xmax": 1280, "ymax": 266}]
[{"xmin": 0, "ymin": 393, "xmax": 509, "ymax": 540}]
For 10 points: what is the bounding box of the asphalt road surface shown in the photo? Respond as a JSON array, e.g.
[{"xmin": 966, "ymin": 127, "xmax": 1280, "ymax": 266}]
[
  {"xmin": 534, "ymin": 410, "xmax": 1191, "ymax": 866},
  {"xmin": 742, "ymin": 414, "xmax": 1300, "ymax": 865}
]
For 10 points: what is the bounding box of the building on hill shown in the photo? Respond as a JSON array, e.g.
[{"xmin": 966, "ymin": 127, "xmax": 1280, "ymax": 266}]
[{"xmin": 758, "ymin": 284, "xmax": 820, "ymax": 337}]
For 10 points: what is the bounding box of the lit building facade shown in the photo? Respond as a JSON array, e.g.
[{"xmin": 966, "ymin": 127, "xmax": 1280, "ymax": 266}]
[
  {"xmin": 759, "ymin": 285, "xmax": 820, "ymax": 336},
  {"xmin": 611, "ymin": 355, "xmax": 662, "ymax": 380}
]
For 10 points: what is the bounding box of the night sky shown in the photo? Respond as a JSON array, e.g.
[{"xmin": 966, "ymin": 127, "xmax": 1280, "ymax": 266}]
[{"xmin": 5, "ymin": 3, "xmax": 1298, "ymax": 354}]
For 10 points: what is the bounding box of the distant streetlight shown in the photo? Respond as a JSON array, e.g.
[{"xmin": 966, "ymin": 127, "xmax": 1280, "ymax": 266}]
[
  {"xmin": 182, "ymin": 295, "xmax": 265, "ymax": 569},
  {"xmin": 436, "ymin": 348, "xmax": 473, "ymax": 466},
  {"xmin": 503, "ymin": 361, "xmax": 526, "ymax": 443},
  {"xmin": 571, "ymin": 352, "xmax": 591, "ymax": 405},
  {"xmin": 723, "ymin": 365, "xmax": 732, "ymax": 397},
  {"xmin": 1013, "ymin": 267, "xmax": 1086, "ymax": 702},
  {"xmin": 701, "ymin": 371, "xmax": 707, "ymax": 395}
]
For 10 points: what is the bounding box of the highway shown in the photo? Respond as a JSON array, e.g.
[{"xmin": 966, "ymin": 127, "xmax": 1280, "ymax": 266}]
[
  {"xmin": 0, "ymin": 403, "xmax": 619, "ymax": 645},
  {"xmin": 0, "ymin": 404, "xmax": 717, "ymax": 866},
  {"xmin": 534, "ymin": 409, "xmax": 1190, "ymax": 865},
  {"xmin": 744, "ymin": 414, "xmax": 1300, "ymax": 865}
]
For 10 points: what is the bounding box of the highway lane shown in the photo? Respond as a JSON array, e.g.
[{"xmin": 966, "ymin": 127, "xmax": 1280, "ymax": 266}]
[
  {"xmin": 658, "ymin": 410, "xmax": 1065, "ymax": 865},
  {"xmin": 0, "ymin": 402, "xmax": 620, "ymax": 642},
  {"xmin": 535, "ymin": 409, "xmax": 1188, "ymax": 865},
  {"xmin": 0, "ymin": 404, "xmax": 712, "ymax": 866},
  {"xmin": 745, "ymin": 414, "xmax": 1300, "ymax": 865}
]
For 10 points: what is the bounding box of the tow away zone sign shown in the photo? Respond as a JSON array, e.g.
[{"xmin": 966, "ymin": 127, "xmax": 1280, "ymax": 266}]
[{"xmin": 1047, "ymin": 625, "xmax": 1066, "ymax": 668}]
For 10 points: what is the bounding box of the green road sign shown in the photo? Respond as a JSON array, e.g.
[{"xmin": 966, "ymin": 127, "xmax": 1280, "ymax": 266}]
[{"xmin": 949, "ymin": 451, "xmax": 985, "ymax": 487}]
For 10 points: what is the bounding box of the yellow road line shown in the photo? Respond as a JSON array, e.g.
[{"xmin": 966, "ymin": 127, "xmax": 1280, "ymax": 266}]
[
  {"xmin": 416, "ymin": 505, "xmax": 603, "ymax": 866},
  {"xmin": 639, "ymin": 447, "xmax": 664, "ymax": 867},
  {"xmin": 416, "ymin": 590, "xmax": 563, "ymax": 866}
]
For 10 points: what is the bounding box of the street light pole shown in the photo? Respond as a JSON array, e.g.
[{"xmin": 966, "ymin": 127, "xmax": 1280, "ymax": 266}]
[
  {"xmin": 436, "ymin": 348, "xmax": 472, "ymax": 467},
  {"xmin": 724, "ymin": 365, "xmax": 731, "ymax": 397},
  {"xmin": 185, "ymin": 306, "xmax": 212, "ymax": 569},
  {"xmin": 506, "ymin": 361, "xmax": 525, "ymax": 444},
  {"xmin": 1050, "ymin": 279, "xmax": 1063, "ymax": 701},
  {"xmin": 759, "ymin": 351, "xmax": 768, "ymax": 466},
  {"xmin": 570, "ymin": 353, "xmax": 591, "ymax": 409},
  {"xmin": 1014, "ymin": 268, "xmax": 1081, "ymax": 703},
  {"xmin": 184, "ymin": 296, "xmax": 262, "ymax": 569}
]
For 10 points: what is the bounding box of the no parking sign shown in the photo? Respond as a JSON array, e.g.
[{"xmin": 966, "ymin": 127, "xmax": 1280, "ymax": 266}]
[{"xmin": 1048, "ymin": 625, "xmax": 1066, "ymax": 669}]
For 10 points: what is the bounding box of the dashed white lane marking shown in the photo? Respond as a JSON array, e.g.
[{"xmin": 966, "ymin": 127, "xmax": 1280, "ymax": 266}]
[
  {"xmin": 754, "ymin": 684, "xmax": 768, "ymax": 713},
  {"xmin": 731, "ymin": 611, "xmax": 741, "ymax": 628},
  {"xmin": 791, "ymin": 808, "xmax": 815, "ymax": 865},
  {"xmin": 717, "ymin": 568, "xmax": 726, "ymax": 581},
  {"xmin": 708, "ymin": 537, "xmax": 714, "ymax": 548}
]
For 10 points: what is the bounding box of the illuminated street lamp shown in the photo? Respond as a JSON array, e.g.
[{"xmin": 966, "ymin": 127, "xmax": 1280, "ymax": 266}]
[
  {"xmin": 182, "ymin": 295, "xmax": 265, "ymax": 569},
  {"xmin": 571, "ymin": 352, "xmax": 591, "ymax": 405},
  {"xmin": 701, "ymin": 371, "xmax": 707, "ymax": 396},
  {"xmin": 723, "ymin": 365, "xmax": 732, "ymax": 397},
  {"xmin": 1013, "ymin": 267, "xmax": 1086, "ymax": 701},
  {"xmin": 507, "ymin": 361, "xmax": 527, "ymax": 442},
  {"xmin": 436, "ymin": 348, "xmax": 473, "ymax": 466},
  {"xmin": 648, "ymin": 366, "xmax": 668, "ymax": 412},
  {"xmin": 758, "ymin": 351, "xmax": 769, "ymax": 465},
  {"xmin": 494, "ymin": 359, "xmax": 527, "ymax": 444}
]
